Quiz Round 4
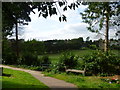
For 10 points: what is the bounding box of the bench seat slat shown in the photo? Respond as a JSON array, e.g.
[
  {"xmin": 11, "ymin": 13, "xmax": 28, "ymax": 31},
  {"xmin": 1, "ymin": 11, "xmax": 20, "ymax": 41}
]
[{"xmin": 66, "ymin": 69, "xmax": 85, "ymax": 73}]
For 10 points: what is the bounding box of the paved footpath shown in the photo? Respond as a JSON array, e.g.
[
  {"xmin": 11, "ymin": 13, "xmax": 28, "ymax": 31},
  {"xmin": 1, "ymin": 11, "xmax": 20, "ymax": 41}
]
[{"xmin": 1, "ymin": 65, "xmax": 78, "ymax": 90}]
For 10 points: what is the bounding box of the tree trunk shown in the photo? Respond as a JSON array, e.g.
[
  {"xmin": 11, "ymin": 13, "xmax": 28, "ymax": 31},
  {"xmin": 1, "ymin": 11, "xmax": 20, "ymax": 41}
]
[
  {"xmin": 104, "ymin": 7, "xmax": 109, "ymax": 52},
  {"xmin": 15, "ymin": 22, "xmax": 19, "ymax": 57}
]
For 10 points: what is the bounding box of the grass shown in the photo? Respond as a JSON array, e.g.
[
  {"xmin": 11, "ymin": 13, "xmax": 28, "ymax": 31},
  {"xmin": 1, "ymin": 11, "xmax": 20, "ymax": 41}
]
[
  {"xmin": 43, "ymin": 72, "xmax": 120, "ymax": 88},
  {"xmin": 38, "ymin": 50, "xmax": 94, "ymax": 63},
  {"xmin": 1, "ymin": 68, "xmax": 49, "ymax": 89},
  {"xmin": 38, "ymin": 49, "xmax": 119, "ymax": 63}
]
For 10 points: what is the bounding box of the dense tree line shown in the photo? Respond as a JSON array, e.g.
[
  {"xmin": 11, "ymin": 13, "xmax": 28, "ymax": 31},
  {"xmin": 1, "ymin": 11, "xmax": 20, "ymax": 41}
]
[{"xmin": 4, "ymin": 37, "xmax": 119, "ymax": 56}]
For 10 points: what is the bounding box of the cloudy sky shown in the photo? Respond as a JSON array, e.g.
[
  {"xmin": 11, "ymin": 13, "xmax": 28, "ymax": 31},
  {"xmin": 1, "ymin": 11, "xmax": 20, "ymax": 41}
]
[{"xmin": 16, "ymin": 4, "xmax": 117, "ymax": 41}]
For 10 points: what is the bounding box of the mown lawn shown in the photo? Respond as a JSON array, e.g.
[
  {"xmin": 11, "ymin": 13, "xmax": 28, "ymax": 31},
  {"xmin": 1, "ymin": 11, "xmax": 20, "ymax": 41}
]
[
  {"xmin": 39, "ymin": 49, "xmax": 119, "ymax": 63},
  {"xmin": 1, "ymin": 68, "xmax": 49, "ymax": 89},
  {"xmin": 43, "ymin": 72, "xmax": 120, "ymax": 88}
]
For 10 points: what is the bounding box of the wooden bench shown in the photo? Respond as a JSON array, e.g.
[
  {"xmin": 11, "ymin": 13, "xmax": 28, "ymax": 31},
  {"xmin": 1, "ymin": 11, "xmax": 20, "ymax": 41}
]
[
  {"xmin": 65, "ymin": 66, "xmax": 86, "ymax": 76},
  {"xmin": 66, "ymin": 69, "xmax": 85, "ymax": 76}
]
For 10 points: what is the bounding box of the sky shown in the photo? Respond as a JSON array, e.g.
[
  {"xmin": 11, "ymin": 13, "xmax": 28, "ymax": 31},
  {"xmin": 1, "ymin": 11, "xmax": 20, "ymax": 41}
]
[{"xmin": 12, "ymin": 3, "xmax": 117, "ymax": 41}]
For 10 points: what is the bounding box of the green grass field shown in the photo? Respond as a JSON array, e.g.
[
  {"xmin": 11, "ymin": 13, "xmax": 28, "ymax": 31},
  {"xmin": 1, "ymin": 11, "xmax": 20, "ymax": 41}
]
[
  {"xmin": 38, "ymin": 50, "xmax": 94, "ymax": 63},
  {"xmin": 39, "ymin": 49, "xmax": 119, "ymax": 63},
  {"xmin": 1, "ymin": 68, "xmax": 49, "ymax": 89},
  {"xmin": 43, "ymin": 72, "xmax": 120, "ymax": 88}
]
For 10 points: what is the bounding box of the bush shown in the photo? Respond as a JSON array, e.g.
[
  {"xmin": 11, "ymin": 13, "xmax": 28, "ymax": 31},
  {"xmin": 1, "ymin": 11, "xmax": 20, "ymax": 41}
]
[
  {"xmin": 39, "ymin": 55, "xmax": 51, "ymax": 65},
  {"xmin": 50, "ymin": 52, "xmax": 79, "ymax": 73},
  {"xmin": 2, "ymin": 39, "xmax": 18, "ymax": 65},
  {"xmin": 21, "ymin": 52, "xmax": 38, "ymax": 66},
  {"xmin": 37, "ymin": 55, "xmax": 51, "ymax": 71},
  {"xmin": 89, "ymin": 44, "xmax": 97, "ymax": 50},
  {"xmin": 3, "ymin": 52, "xmax": 18, "ymax": 65},
  {"xmin": 82, "ymin": 50, "xmax": 120, "ymax": 75},
  {"xmin": 60, "ymin": 52, "xmax": 78, "ymax": 68},
  {"xmin": 81, "ymin": 47, "xmax": 89, "ymax": 50}
]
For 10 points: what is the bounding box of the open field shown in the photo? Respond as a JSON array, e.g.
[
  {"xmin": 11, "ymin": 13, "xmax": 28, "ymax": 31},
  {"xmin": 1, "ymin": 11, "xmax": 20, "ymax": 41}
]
[
  {"xmin": 1, "ymin": 68, "xmax": 48, "ymax": 89},
  {"xmin": 43, "ymin": 72, "xmax": 120, "ymax": 88},
  {"xmin": 39, "ymin": 49, "xmax": 119, "ymax": 63}
]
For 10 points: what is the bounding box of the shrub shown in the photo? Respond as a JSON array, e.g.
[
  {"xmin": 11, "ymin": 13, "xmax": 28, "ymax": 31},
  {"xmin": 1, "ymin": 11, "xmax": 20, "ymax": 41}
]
[
  {"xmin": 2, "ymin": 52, "xmax": 18, "ymax": 65},
  {"xmin": 21, "ymin": 52, "xmax": 38, "ymax": 66},
  {"xmin": 37, "ymin": 55, "xmax": 51, "ymax": 71},
  {"xmin": 89, "ymin": 44, "xmax": 97, "ymax": 50},
  {"xmin": 39, "ymin": 55, "xmax": 51, "ymax": 65},
  {"xmin": 82, "ymin": 50, "xmax": 120, "ymax": 75},
  {"xmin": 2, "ymin": 39, "xmax": 18, "ymax": 65},
  {"xmin": 50, "ymin": 52, "xmax": 79, "ymax": 73},
  {"xmin": 60, "ymin": 52, "xmax": 78, "ymax": 68},
  {"xmin": 81, "ymin": 47, "xmax": 89, "ymax": 50}
]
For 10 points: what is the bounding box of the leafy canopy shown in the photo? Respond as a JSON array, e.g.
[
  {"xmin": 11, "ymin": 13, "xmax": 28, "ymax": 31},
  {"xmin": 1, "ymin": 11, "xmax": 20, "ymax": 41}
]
[{"xmin": 81, "ymin": 2, "xmax": 120, "ymax": 33}]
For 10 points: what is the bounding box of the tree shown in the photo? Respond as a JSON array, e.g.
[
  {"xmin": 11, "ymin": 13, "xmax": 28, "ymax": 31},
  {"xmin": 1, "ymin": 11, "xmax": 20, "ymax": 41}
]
[
  {"xmin": 2, "ymin": 1, "xmax": 80, "ymax": 37},
  {"xmin": 2, "ymin": 1, "xmax": 81, "ymax": 58},
  {"xmin": 2, "ymin": 2, "xmax": 34, "ymax": 57},
  {"xmin": 81, "ymin": 2, "xmax": 120, "ymax": 52}
]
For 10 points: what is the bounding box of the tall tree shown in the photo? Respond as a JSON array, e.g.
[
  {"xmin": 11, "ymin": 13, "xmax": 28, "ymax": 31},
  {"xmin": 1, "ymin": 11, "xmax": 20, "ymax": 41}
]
[
  {"xmin": 2, "ymin": 2, "xmax": 34, "ymax": 57},
  {"xmin": 2, "ymin": 1, "xmax": 81, "ymax": 37},
  {"xmin": 81, "ymin": 2, "xmax": 120, "ymax": 52},
  {"xmin": 2, "ymin": 1, "xmax": 81, "ymax": 57}
]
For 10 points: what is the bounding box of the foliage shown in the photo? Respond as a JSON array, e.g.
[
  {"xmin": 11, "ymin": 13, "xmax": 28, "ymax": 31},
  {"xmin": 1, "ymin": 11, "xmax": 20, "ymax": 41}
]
[
  {"xmin": 50, "ymin": 52, "xmax": 79, "ymax": 73},
  {"xmin": 89, "ymin": 44, "xmax": 97, "ymax": 50},
  {"xmin": 9, "ymin": 65, "xmax": 43, "ymax": 71},
  {"xmin": 82, "ymin": 50, "xmax": 120, "ymax": 75},
  {"xmin": 81, "ymin": 2, "xmax": 119, "ymax": 32},
  {"xmin": 38, "ymin": 55, "xmax": 51, "ymax": 70},
  {"xmin": 2, "ymin": 39, "xmax": 18, "ymax": 65},
  {"xmin": 39, "ymin": 55, "xmax": 51, "ymax": 65},
  {"xmin": 44, "ymin": 37, "xmax": 84, "ymax": 53},
  {"xmin": 59, "ymin": 52, "xmax": 79, "ymax": 69},
  {"xmin": 21, "ymin": 52, "xmax": 38, "ymax": 66},
  {"xmin": 81, "ymin": 2, "xmax": 120, "ymax": 52},
  {"xmin": 3, "ymin": 52, "xmax": 18, "ymax": 65},
  {"xmin": 2, "ymin": 2, "xmax": 33, "ymax": 38},
  {"xmin": 2, "ymin": 68, "xmax": 48, "ymax": 88},
  {"xmin": 21, "ymin": 39, "xmax": 45, "ymax": 55},
  {"xmin": 2, "ymin": 1, "xmax": 81, "ymax": 38}
]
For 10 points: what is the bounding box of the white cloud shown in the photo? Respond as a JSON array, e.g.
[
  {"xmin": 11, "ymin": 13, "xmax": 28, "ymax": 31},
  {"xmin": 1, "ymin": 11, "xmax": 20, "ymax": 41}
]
[
  {"xmin": 23, "ymin": 6, "xmax": 97, "ymax": 41},
  {"xmin": 24, "ymin": 22, "xmax": 98, "ymax": 41}
]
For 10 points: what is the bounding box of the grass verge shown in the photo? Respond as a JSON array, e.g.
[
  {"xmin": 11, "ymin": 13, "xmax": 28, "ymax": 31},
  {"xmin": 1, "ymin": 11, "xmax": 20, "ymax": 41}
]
[
  {"xmin": 43, "ymin": 72, "xmax": 120, "ymax": 88},
  {"xmin": 1, "ymin": 68, "xmax": 49, "ymax": 89}
]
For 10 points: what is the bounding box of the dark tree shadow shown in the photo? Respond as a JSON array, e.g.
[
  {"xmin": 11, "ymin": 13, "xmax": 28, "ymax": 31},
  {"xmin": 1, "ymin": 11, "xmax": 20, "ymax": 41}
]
[{"xmin": 2, "ymin": 73, "xmax": 12, "ymax": 77}]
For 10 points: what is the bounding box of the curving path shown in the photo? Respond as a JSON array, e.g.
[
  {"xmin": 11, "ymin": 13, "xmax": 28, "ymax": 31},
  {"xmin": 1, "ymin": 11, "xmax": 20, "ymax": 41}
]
[{"xmin": 1, "ymin": 65, "xmax": 78, "ymax": 90}]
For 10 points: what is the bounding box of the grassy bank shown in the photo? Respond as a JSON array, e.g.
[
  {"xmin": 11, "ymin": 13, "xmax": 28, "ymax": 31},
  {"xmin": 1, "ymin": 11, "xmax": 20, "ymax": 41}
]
[
  {"xmin": 1, "ymin": 68, "xmax": 49, "ymax": 89},
  {"xmin": 43, "ymin": 72, "xmax": 120, "ymax": 88}
]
